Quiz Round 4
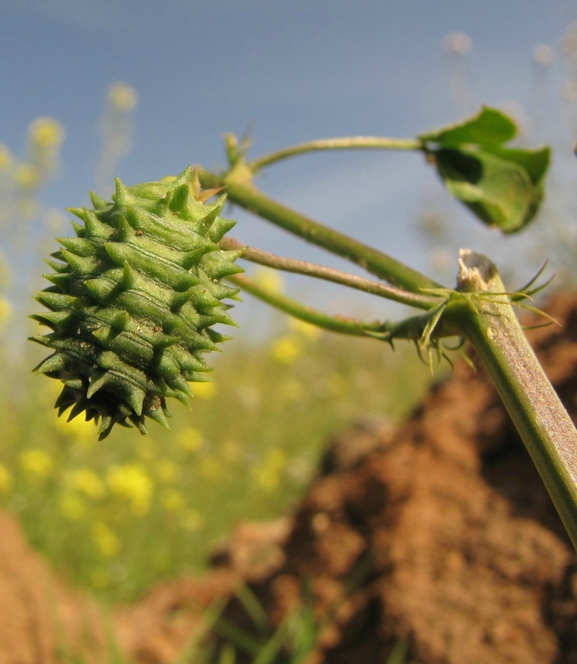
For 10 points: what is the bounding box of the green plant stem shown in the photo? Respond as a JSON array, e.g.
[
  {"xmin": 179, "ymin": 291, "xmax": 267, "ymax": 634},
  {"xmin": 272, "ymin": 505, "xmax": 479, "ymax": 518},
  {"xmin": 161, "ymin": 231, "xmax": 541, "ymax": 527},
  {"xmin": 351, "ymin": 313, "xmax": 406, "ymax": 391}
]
[
  {"xmin": 228, "ymin": 274, "xmax": 397, "ymax": 337},
  {"xmin": 198, "ymin": 168, "xmax": 440, "ymax": 293},
  {"xmin": 220, "ymin": 237, "xmax": 439, "ymax": 310},
  {"xmin": 445, "ymin": 250, "xmax": 577, "ymax": 550},
  {"xmin": 248, "ymin": 136, "xmax": 423, "ymax": 171}
]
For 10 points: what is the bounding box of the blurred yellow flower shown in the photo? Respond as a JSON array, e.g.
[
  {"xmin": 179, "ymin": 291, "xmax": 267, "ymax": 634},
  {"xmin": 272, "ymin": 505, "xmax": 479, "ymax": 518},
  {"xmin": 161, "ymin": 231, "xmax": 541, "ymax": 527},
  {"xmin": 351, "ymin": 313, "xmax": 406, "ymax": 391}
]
[
  {"xmin": 108, "ymin": 464, "xmax": 153, "ymax": 516},
  {"xmin": 108, "ymin": 82, "xmax": 138, "ymax": 112},
  {"xmin": 91, "ymin": 521, "xmax": 120, "ymax": 557},
  {"xmin": 20, "ymin": 449, "xmax": 53, "ymax": 479},
  {"xmin": 253, "ymin": 267, "xmax": 284, "ymax": 293},
  {"xmin": 157, "ymin": 459, "xmax": 180, "ymax": 483},
  {"xmin": 289, "ymin": 317, "xmax": 321, "ymax": 340},
  {"xmin": 59, "ymin": 493, "xmax": 88, "ymax": 521},
  {"xmin": 177, "ymin": 427, "xmax": 203, "ymax": 452},
  {"xmin": 181, "ymin": 509, "xmax": 204, "ymax": 531},
  {"xmin": 0, "ymin": 465, "xmax": 13, "ymax": 494},
  {"xmin": 271, "ymin": 335, "xmax": 302, "ymax": 364},
  {"xmin": 67, "ymin": 469, "xmax": 105, "ymax": 500},
  {"xmin": 53, "ymin": 414, "xmax": 96, "ymax": 446},
  {"xmin": 255, "ymin": 448, "xmax": 286, "ymax": 491},
  {"xmin": 15, "ymin": 163, "xmax": 39, "ymax": 190},
  {"xmin": 161, "ymin": 488, "xmax": 186, "ymax": 512},
  {"xmin": 28, "ymin": 117, "xmax": 64, "ymax": 150},
  {"xmin": 0, "ymin": 298, "xmax": 13, "ymax": 329},
  {"xmin": 0, "ymin": 144, "xmax": 13, "ymax": 171},
  {"xmin": 192, "ymin": 381, "xmax": 217, "ymax": 399}
]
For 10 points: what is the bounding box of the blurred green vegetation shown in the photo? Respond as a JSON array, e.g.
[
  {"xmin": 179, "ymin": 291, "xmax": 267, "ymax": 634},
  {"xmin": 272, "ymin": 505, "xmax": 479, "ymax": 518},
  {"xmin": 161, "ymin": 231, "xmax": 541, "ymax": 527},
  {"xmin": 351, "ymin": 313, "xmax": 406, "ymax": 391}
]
[
  {"xmin": 0, "ymin": 307, "xmax": 431, "ymax": 604},
  {"xmin": 0, "ymin": 85, "xmax": 434, "ymax": 607}
]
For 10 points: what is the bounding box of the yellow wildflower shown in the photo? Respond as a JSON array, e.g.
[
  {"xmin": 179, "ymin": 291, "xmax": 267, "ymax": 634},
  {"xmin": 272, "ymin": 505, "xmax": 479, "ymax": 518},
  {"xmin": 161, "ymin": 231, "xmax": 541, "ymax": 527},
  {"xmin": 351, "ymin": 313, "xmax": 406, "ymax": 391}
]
[
  {"xmin": 108, "ymin": 82, "xmax": 138, "ymax": 112},
  {"xmin": 289, "ymin": 317, "xmax": 321, "ymax": 340},
  {"xmin": 67, "ymin": 469, "xmax": 105, "ymax": 500},
  {"xmin": 253, "ymin": 267, "xmax": 284, "ymax": 293},
  {"xmin": 161, "ymin": 488, "xmax": 186, "ymax": 512},
  {"xmin": 91, "ymin": 521, "xmax": 120, "ymax": 557},
  {"xmin": 28, "ymin": 117, "xmax": 64, "ymax": 149},
  {"xmin": 0, "ymin": 465, "xmax": 13, "ymax": 494},
  {"xmin": 107, "ymin": 464, "xmax": 153, "ymax": 516},
  {"xmin": 53, "ymin": 414, "xmax": 96, "ymax": 447},
  {"xmin": 271, "ymin": 335, "xmax": 302, "ymax": 364},
  {"xmin": 0, "ymin": 144, "xmax": 13, "ymax": 171},
  {"xmin": 255, "ymin": 448, "xmax": 286, "ymax": 491},
  {"xmin": 191, "ymin": 381, "xmax": 217, "ymax": 399},
  {"xmin": 15, "ymin": 163, "xmax": 39, "ymax": 190},
  {"xmin": 20, "ymin": 449, "xmax": 53, "ymax": 478},
  {"xmin": 177, "ymin": 427, "xmax": 203, "ymax": 452},
  {"xmin": 59, "ymin": 493, "xmax": 88, "ymax": 521},
  {"xmin": 0, "ymin": 298, "xmax": 13, "ymax": 329}
]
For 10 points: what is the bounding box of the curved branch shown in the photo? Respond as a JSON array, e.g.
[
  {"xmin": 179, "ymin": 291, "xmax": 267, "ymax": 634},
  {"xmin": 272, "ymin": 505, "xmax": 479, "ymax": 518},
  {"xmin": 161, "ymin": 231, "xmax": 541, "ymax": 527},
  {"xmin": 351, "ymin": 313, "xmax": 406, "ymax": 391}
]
[
  {"xmin": 228, "ymin": 274, "xmax": 393, "ymax": 337},
  {"xmin": 221, "ymin": 237, "xmax": 439, "ymax": 310},
  {"xmin": 248, "ymin": 136, "xmax": 423, "ymax": 171}
]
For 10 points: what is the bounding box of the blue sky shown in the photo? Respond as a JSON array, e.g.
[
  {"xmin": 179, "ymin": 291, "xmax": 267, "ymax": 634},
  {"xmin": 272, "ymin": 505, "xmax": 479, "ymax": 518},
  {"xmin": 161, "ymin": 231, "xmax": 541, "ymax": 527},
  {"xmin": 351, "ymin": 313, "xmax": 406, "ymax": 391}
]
[{"xmin": 2, "ymin": 0, "xmax": 577, "ymax": 328}]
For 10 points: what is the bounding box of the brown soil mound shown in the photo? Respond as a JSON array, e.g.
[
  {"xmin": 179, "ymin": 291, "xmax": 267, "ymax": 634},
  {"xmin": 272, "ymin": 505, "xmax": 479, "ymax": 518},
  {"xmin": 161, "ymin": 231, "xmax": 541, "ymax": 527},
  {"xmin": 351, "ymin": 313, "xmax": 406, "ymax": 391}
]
[
  {"xmin": 117, "ymin": 292, "xmax": 577, "ymax": 664},
  {"xmin": 3, "ymin": 292, "xmax": 577, "ymax": 663},
  {"xmin": 0, "ymin": 511, "xmax": 106, "ymax": 663}
]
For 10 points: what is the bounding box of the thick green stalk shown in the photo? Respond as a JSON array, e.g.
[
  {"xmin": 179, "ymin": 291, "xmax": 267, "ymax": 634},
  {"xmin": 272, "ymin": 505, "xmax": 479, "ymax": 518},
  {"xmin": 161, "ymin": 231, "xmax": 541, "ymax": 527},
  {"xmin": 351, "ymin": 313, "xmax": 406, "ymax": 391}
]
[
  {"xmin": 248, "ymin": 136, "xmax": 423, "ymax": 171},
  {"xmin": 198, "ymin": 168, "xmax": 440, "ymax": 293},
  {"xmin": 445, "ymin": 250, "xmax": 577, "ymax": 549}
]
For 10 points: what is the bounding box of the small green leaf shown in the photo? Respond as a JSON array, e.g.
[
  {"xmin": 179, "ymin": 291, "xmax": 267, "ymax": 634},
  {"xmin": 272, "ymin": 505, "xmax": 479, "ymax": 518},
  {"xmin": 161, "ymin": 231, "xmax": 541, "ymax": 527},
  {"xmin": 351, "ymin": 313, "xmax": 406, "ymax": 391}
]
[
  {"xmin": 434, "ymin": 147, "xmax": 537, "ymax": 233},
  {"xmin": 481, "ymin": 145, "xmax": 550, "ymax": 185},
  {"xmin": 419, "ymin": 107, "xmax": 517, "ymax": 147},
  {"xmin": 420, "ymin": 107, "xmax": 551, "ymax": 233}
]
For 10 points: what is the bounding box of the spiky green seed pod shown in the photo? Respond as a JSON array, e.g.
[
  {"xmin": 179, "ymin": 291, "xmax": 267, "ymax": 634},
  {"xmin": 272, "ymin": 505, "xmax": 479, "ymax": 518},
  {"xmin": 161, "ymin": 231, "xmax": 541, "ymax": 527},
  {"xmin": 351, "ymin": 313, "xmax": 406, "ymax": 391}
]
[{"xmin": 31, "ymin": 167, "xmax": 243, "ymax": 439}]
